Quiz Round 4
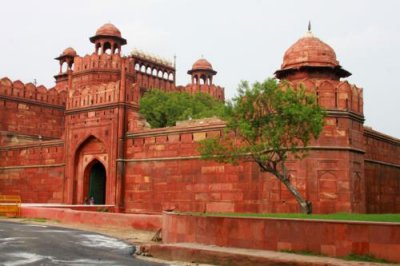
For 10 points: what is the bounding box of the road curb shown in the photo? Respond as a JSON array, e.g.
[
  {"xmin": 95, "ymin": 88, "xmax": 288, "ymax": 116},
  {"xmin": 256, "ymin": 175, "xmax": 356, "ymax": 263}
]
[{"xmin": 139, "ymin": 243, "xmax": 372, "ymax": 266}]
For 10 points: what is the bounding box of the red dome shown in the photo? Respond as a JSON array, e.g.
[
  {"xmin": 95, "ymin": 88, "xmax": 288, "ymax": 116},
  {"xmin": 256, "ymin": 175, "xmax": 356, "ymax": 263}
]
[
  {"xmin": 90, "ymin": 23, "xmax": 127, "ymax": 45},
  {"xmin": 55, "ymin": 47, "xmax": 77, "ymax": 60},
  {"xmin": 281, "ymin": 32, "xmax": 338, "ymax": 70},
  {"xmin": 188, "ymin": 58, "xmax": 217, "ymax": 75},
  {"xmin": 95, "ymin": 23, "xmax": 122, "ymax": 38},
  {"xmin": 62, "ymin": 47, "xmax": 77, "ymax": 57},
  {"xmin": 192, "ymin": 58, "xmax": 214, "ymax": 71}
]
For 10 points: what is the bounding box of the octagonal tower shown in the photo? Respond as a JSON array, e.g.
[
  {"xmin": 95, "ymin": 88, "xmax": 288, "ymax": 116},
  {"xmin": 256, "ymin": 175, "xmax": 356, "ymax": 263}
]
[{"xmin": 272, "ymin": 27, "xmax": 366, "ymax": 213}]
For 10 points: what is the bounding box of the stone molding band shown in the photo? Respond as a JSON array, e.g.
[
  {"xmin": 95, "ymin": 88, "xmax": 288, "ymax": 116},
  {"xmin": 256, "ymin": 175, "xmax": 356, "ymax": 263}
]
[
  {"xmin": 0, "ymin": 141, "xmax": 64, "ymax": 151},
  {"xmin": 2, "ymin": 159, "xmax": 396, "ymax": 171},
  {"xmin": 126, "ymin": 124, "xmax": 226, "ymax": 138},
  {"xmin": 3, "ymin": 148, "xmax": 397, "ymax": 170},
  {"xmin": 0, "ymin": 163, "xmax": 65, "ymax": 170},
  {"xmin": 65, "ymin": 102, "xmax": 139, "ymax": 114},
  {"xmin": 117, "ymin": 145, "xmax": 365, "ymax": 163},
  {"xmin": 365, "ymin": 159, "xmax": 400, "ymax": 169},
  {"xmin": 325, "ymin": 109, "xmax": 365, "ymax": 123}
]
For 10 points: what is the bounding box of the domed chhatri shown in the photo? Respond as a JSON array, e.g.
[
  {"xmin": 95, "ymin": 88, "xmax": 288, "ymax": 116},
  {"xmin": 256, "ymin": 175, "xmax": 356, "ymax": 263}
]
[
  {"xmin": 187, "ymin": 57, "xmax": 217, "ymax": 85},
  {"xmin": 61, "ymin": 47, "xmax": 77, "ymax": 57},
  {"xmin": 192, "ymin": 58, "xmax": 213, "ymax": 71},
  {"xmin": 54, "ymin": 47, "xmax": 77, "ymax": 75},
  {"xmin": 95, "ymin": 23, "xmax": 122, "ymax": 38},
  {"xmin": 188, "ymin": 58, "xmax": 217, "ymax": 75},
  {"xmin": 90, "ymin": 23, "xmax": 127, "ymax": 45},
  {"xmin": 55, "ymin": 47, "xmax": 77, "ymax": 61},
  {"xmin": 275, "ymin": 28, "xmax": 351, "ymax": 80}
]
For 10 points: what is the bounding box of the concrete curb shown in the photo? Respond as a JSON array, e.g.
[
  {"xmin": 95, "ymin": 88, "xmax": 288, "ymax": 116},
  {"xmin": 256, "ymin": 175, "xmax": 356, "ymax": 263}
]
[{"xmin": 140, "ymin": 243, "xmax": 389, "ymax": 266}]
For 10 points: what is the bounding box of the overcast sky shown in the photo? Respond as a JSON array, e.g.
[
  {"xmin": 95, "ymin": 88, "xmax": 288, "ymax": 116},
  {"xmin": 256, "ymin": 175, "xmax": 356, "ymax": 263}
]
[{"xmin": 1, "ymin": 0, "xmax": 399, "ymax": 138}]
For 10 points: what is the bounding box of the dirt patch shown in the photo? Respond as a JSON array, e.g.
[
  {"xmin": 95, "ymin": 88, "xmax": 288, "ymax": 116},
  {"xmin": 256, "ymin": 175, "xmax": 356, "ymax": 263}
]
[{"xmin": 0, "ymin": 217, "xmax": 155, "ymax": 245}]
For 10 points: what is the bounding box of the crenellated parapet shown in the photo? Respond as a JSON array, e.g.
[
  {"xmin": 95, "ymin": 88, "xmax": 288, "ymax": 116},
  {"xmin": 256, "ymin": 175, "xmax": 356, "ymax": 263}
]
[
  {"xmin": 285, "ymin": 79, "xmax": 365, "ymax": 150},
  {"xmin": 67, "ymin": 81, "xmax": 122, "ymax": 109},
  {"xmin": 181, "ymin": 84, "xmax": 225, "ymax": 101},
  {"xmin": 70, "ymin": 54, "xmax": 134, "ymax": 88},
  {"xmin": 74, "ymin": 53, "xmax": 124, "ymax": 73},
  {"xmin": 364, "ymin": 127, "xmax": 400, "ymax": 166},
  {"xmin": 0, "ymin": 77, "xmax": 67, "ymax": 106},
  {"xmin": 287, "ymin": 79, "xmax": 363, "ymax": 115},
  {"xmin": 0, "ymin": 77, "xmax": 66, "ymax": 139}
]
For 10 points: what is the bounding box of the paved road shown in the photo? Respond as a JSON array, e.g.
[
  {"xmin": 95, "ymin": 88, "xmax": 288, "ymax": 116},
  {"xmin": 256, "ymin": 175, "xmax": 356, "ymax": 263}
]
[{"xmin": 0, "ymin": 221, "xmax": 165, "ymax": 266}]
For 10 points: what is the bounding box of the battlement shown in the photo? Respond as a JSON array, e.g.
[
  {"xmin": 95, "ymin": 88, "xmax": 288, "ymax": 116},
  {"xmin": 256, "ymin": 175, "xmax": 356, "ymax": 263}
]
[
  {"xmin": 125, "ymin": 117, "xmax": 225, "ymax": 159},
  {"xmin": 73, "ymin": 53, "xmax": 129, "ymax": 73},
  {"xmin": 67, "ymin": 80, "xmax": 133, "ymax": 109},
  {"xmin": 0, "ymin": 140, "xmax": 64, "ymax": 166},
  {"xmin": 289, "ymin": 79, "xmax": 363, "ymax": 115},
  {"xmin": 181, "ymin": 84, "xmax": 225, "ymax": 101},
  {"xmin": 0, "ymin": 77, "xmax": 65, "ymax": 138},
  {"xmin": 364, "ymin": 126, "xmax": 400, "ymax": 165},
  {"xmin": 70, "ymin": 54, "xmax": 134, "ymax": 87},
  {"xmin": 0, "ymin": 77, "xmax": 67, "ymax": 106}
]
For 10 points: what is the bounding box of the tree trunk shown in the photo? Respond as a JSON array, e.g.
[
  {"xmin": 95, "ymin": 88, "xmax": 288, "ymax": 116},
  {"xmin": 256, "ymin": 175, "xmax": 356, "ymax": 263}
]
[
  {"xmin": 256, "ymin": 160, "xmax": 313, "ymax": 214},
  {"xmin": 280, "ymin": 177, "xmax": 312, "ymax": 214}
]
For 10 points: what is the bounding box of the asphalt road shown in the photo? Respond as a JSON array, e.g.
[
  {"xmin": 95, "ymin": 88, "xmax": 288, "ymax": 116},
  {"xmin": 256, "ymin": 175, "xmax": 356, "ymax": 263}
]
[{"xmin": 0, "ymin": 221, "xmax": 165, "ymax": 266}]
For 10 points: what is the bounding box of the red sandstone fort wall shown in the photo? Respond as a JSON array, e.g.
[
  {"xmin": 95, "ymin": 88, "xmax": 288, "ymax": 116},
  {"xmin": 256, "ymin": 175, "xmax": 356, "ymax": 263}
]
[
  {"xmin": 364, "ymin": 127, "xmax": 400, "ymax": 213},
  {"xmin": 0, "ymin": 78, "xmax": 66, "ymax": 139},
  {"xmin": 262, "ymin": 150, "xmax": 364, "ymax": 214},
  {"xmin": 0, "ymin": 22, "xmax": 397, "ymax": 215},
  {"xmin": 0, "ymin": 141, "xmax": 65, "ymax": 203},
  {"xmin": 123, "ymin": 119, "xmax": 358, "ymax": 214}
]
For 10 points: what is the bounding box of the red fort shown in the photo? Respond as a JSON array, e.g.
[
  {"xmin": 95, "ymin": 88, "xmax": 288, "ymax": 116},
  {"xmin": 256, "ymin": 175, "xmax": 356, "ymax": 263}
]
[{"xmin": 0, "ymin": 23, "xmax": 399, "ymax": 214}]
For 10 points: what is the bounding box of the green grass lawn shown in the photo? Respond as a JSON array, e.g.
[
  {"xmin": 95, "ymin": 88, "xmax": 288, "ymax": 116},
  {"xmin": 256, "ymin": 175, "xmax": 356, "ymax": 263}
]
[
  {"xmin": 280, "ymin": 250, "xmax": 390, "ymax": 263},
  {"xmin": 183, "ymin": 212, "xmax": 400, "ymax": 223}
]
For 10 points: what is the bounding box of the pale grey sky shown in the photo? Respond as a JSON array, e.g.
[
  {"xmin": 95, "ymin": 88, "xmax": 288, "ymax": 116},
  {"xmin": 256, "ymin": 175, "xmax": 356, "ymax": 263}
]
[{"xmin": 1, "ymin": 0, "xmax": 399, "ymax": 138}]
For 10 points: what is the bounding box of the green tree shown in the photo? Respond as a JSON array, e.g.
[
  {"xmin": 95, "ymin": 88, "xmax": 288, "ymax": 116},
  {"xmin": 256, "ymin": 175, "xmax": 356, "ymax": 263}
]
[
  {"xmin": 198, "ymin": 79, "xmax": 325, "ymax": 214},
  {"xmin": 139, "ymin": 89, "xmax": 224, "ymax": 128}
]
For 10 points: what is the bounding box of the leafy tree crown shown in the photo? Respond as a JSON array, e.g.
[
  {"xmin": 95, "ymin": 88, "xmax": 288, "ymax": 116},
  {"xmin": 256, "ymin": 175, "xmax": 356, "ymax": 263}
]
[
  {"xmin": 198, "ymin": 78, "xmax": 325, "ymax": 167},
  {"xmin": 139, "ymin": 90, "xmax": 225, "ymax": 128}
]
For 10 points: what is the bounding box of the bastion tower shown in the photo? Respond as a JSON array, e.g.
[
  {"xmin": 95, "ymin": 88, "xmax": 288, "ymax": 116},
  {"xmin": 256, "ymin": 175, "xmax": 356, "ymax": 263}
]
[{"xmin": 274, "ymin": 27, "xmax": 365, "ymax": 213}]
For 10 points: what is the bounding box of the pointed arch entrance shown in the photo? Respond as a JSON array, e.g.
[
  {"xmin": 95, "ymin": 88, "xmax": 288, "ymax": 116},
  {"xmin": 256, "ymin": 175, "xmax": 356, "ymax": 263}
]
[
  {"xmin": 72, "ymin": 135, "xmax": 110, "ymax": 204},
  {"xmin": 85, "ymin": 160, "xmax": 106, "ymax": 204}
]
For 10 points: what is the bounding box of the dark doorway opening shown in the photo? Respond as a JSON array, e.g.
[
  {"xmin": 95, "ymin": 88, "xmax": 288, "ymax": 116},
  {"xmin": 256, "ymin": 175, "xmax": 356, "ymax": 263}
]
[{"xmin": 88, "ymin": 162, "xmax": 106, "ymax": 204}]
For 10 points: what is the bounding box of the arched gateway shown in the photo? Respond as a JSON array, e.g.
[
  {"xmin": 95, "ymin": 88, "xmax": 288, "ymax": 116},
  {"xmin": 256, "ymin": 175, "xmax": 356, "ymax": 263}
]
[
  {"xmin": 86, "ymin": 161, "xmax": 106, "ymax": 204},
  {"xmin": 71, "ymin": 136, "xmax": 109, "ymax": 205}
]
